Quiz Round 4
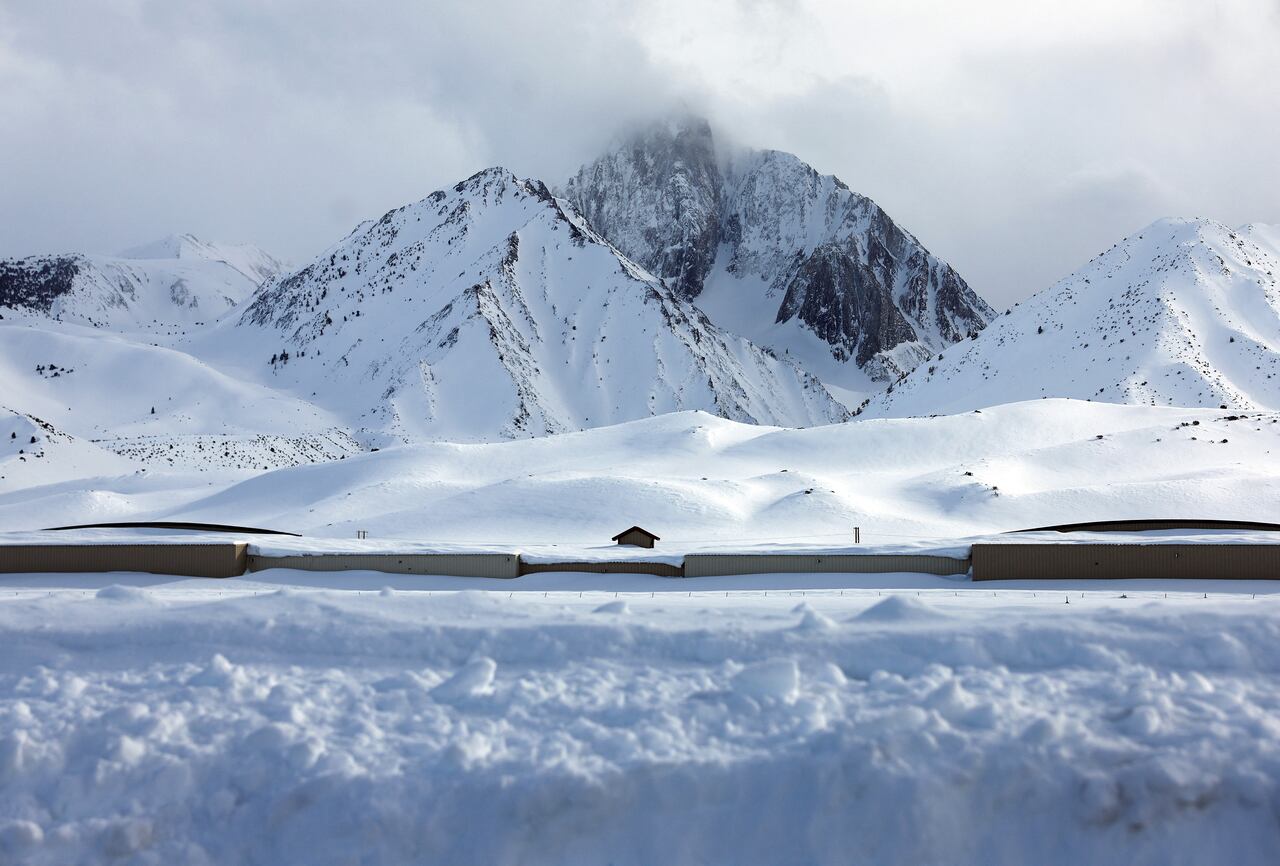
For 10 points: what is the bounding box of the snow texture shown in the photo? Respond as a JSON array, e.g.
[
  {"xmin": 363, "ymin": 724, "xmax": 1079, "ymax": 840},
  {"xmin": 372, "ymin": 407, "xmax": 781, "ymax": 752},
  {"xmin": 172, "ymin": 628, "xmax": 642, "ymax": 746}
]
[
  {"xmin": 7, "ymin": 399, "xmax": 1280, "ymax": 552},
  {"xmin": 0, "ymin": 580, "xmax": 1276, "ymax": 865}
]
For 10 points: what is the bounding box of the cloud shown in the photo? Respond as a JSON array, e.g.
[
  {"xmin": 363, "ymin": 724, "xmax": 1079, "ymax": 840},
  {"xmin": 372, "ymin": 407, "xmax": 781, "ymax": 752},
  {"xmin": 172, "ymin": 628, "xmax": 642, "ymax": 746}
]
[{"xmin": 0, "ymin": 0, "xmax": 1276, "ymax": 306}]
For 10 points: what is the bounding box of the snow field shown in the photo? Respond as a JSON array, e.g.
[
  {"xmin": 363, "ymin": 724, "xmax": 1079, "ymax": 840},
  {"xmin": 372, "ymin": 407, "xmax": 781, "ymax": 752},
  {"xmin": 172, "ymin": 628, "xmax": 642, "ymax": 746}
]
[
  {"xmin": 6, "ymin": 399, "xmax": 1278, "ymax": 550},
  {"xmin": 1, "ymin": 578, "xmax": 1278, "ymax": 865}
]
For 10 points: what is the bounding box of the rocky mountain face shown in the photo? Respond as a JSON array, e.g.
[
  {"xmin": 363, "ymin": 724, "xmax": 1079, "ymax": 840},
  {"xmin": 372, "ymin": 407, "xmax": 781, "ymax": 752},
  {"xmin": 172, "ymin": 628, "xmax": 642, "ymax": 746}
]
[
  {"xmin": 235, "ymin": 167, "xmax": 849, "ymax": 442},
  {"xmin": 0, "ymin": 236, "xmax": 283, "ymax": 331},
  {"xmin": 563, "ymin": 119, "xmax": 995, "ymax": 391},
  {"xmin": 564, "ymin": 118, "xmax": 722, "ymax": 302},
  {"xmin": 858, "ymin": 217, "xmax": 1280, "ymax": 417},
  {"xmin": 0, "ymin": 256, "xmax": 82, "ymax": 316}
]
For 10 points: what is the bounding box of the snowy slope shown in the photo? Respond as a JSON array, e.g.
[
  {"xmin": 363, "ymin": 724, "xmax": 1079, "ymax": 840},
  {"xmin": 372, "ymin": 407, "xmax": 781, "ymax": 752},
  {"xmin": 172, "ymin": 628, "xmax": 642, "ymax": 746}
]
[
  {"xmin": 0, "ymin": 322, "xmax": 343, "ymax": 440},
  {"xmin": 563, "ymin": 117, "xmax": 994, "ymax": 395},
  {"xmin": 118, "ymin": 233, "xmax": 287, "ymax": 285},
  {"xmin": 0, "ymin": 235, "xmax": 282, "ymax": 332},
  {"xmin": 7, "ymin": 399, "xmax": 1280, "ymax": 546},
  {"xmin": 231, "ymin": 167, "xmax": 847, "ymax": 442},
  {"xmin": 1243, "ymin": 222, "xmax": 1280, "ymax": 258},
  {"xmin": 861, "ymin": 218, "xmax": 1280, "ymax": 417},
  {"xmin": 0, "ymin": 317, "xmax": 361, "ymax": 493},
  {"xmin": 0, "ymin": 406, "xmax": 138, "ymax": 493}
]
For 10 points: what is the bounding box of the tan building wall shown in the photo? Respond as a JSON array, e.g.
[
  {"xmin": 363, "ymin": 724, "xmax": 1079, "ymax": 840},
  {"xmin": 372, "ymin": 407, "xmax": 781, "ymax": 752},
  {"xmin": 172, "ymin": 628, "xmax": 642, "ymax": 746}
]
[
  {"xmin": 684, "ymin": 553, "xmax": 970, "ymax": 578},
  {"xmin": 0, "ymin": 543, "xmax": 247, "ymax": 579},
  {"xmin": 247, "ymin": 552, "xmax": 520, "ymax": 579}
]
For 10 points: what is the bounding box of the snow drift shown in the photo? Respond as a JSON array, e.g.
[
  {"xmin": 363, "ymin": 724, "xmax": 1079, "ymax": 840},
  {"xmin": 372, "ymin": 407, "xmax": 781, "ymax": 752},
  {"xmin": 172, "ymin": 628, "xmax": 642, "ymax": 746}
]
[{"xmin": 0, "ymin": 585, "xmax": 1276, "ymax": 865}]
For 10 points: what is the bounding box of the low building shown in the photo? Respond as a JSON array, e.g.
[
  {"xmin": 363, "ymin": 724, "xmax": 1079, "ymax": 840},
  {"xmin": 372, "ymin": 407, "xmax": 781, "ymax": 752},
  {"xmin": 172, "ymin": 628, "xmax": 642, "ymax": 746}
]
[{"xmin": 611, "ymin": 526, "xmax": 660, "ymax": 549}]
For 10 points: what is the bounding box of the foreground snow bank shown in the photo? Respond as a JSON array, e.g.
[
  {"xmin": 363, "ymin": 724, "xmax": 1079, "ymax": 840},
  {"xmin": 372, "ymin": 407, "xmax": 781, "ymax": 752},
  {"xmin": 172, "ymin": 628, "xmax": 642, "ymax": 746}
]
[{"xmin": 1, "ymin": 583, "xmax": 1278, "ymax": 864}]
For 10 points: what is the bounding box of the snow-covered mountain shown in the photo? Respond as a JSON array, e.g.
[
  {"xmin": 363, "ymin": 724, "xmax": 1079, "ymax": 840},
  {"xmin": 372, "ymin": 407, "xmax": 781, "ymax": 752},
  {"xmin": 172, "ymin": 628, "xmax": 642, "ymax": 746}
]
[
  {"xmin": 0, "ymin": 234, "xmax": 283, "ymax": 332},
  {"xmin": 118, "ymin": 233, "xmax": 287, "ymax": 285},
  {"xmin": 233, "ymin": 167, "xmax": 848, "ymax": 442},
  {"xmin": 563, "ymin": 117, "xmax": 995, "ymax": 395},
  {"xmin": 1243, "ymin": 222, "xmax": 1280, "ymax": 258},
  {"xmin": 860, "ymin": 217, "xmax": 1280, "ymax": 417}
]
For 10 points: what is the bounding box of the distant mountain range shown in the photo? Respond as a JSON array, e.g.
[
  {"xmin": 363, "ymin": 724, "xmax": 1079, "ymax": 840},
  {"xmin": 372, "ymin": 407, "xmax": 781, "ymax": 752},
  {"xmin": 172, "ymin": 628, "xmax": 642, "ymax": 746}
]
[
  {"xmin": 117, "ymin": 233, "xmax": 287, "ymax": 286},
  {"xmin": 2, "ymin": 116, "xmax": 1278, "ymax": 459},
  {"xmin": 0, "ymin": 234, "xmax": 284, "ymax": 332}
]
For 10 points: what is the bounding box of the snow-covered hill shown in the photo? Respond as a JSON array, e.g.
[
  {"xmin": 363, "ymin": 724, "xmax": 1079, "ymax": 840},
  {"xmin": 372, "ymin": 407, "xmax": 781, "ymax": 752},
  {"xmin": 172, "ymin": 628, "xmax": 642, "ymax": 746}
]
[
  {"xmin": 0, "ymin": 235, "xmax": 283, "ymax": 332},
  {"xmin": 232, "ymin": 167, "xmax": 848, "ymax": 442},
  {"xmin": 6, "ymin": 399, "xmax": 1279, "ymax": 545},
  {"xmin": 0, "ymin": 318, "xmax": 361, "ymax": 488},
  {"xmin": 563, "ymin": 117, "xmax": 994, "ymax": 396},
  {"xmin": 0, "ymin": 406, "xmax": 138, "ymax": 493},
  {"xmin": 860, "ymin": 218, "xmax": 1280, "ymax": 417},
  {"xmin": 0, "ymin": 322, "xmax": 341, "ymax": 440}
]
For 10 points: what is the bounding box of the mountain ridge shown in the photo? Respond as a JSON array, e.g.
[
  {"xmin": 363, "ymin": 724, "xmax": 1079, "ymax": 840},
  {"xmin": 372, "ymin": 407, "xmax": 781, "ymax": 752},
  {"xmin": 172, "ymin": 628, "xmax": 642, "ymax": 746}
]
[
  {"xmin": 230, "ymin": 166, "xmax": 849, "ymax": 442},
  {"xmin": 0, "ymin": 234, "xmax": 285, "ymax": 332},
  {"xmin": 118, "ymin": 233, "xmax": 287, "ymax": 285},
  {"xmin": 858, "ymin": 217, "xmax": 1280, "ymax": 417}
]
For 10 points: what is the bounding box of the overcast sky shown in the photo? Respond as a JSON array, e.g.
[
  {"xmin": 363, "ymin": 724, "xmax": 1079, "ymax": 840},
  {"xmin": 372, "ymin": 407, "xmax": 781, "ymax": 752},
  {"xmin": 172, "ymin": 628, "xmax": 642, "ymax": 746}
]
[{"xmin": 2, "ymin": 0, "xmax": 1277, "ymax": 306}]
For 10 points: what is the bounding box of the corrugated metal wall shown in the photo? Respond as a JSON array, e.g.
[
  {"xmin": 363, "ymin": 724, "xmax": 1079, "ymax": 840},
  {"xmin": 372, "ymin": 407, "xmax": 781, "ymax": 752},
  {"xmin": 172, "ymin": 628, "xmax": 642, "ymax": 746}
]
[
  {"xmin": 246, "ymin": 553, "xmax": 520, "ymax": 579},
  {"xmin": 972, "ymin": 543, "xmax": 1280, "ymax": 581},
  {"xmin": 0, "ymin": 543, "xmax": 247, "ymax": 578},
  {"xmin": 684, "ymin": 553, "xmax": 970, "ymax": 578},
  {"xmin": 519, "ymin": 561, "xmax": 683, "ymax": 577}
]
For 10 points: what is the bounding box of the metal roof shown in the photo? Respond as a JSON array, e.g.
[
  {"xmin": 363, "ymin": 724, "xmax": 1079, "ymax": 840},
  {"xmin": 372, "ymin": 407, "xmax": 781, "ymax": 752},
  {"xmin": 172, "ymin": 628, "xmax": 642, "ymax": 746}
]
[{"xmin": 44, "ymin": 521, "xmax": 301, "ymax": 537}]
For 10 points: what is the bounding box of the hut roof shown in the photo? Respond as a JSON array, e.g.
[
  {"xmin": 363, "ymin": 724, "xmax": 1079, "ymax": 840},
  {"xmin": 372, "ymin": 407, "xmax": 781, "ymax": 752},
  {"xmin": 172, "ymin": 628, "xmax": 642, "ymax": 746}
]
[{"xmin": 611, "ymin": 526, "xmax": 660, "ymax": 542}]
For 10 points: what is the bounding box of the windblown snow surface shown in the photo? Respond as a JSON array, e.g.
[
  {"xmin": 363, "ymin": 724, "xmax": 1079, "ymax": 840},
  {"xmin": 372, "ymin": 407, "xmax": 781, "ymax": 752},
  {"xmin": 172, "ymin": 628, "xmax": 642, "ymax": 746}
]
[
  {"xmin": 7, "ymin": 399, "xmax": 1280, "ymax": 543},
  {"xmin": 0, "ymin": 576, "xmax": 1277, "ymax": 865}
]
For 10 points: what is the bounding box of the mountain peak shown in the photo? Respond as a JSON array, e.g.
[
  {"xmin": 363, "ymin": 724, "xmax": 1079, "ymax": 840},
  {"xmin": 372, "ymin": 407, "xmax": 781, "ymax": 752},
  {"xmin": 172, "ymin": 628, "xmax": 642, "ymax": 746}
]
[
  {"xmin": 563, "ymin": 118, "xmax": 993, "ymax": 393},
  {"xmin": 453, "ymin": 166, "xmax": 521, "ymax": 191},
  {"xmin": 235, "ymin": 163, "xmax": 848, "ymax": 441},
  {"xmin": 118, "ymin": 234, "xmax": 285, "ymax": 286},
  {"xmin": 117, "ymin": 233, "xmax": 207, "ymax": 260}
]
